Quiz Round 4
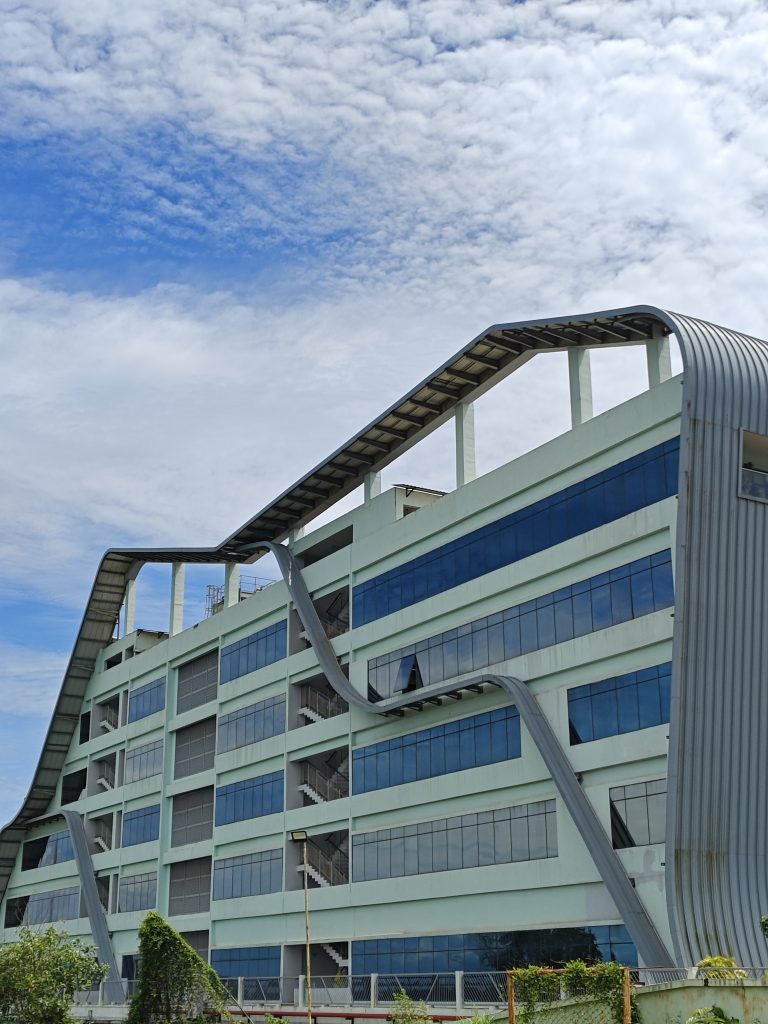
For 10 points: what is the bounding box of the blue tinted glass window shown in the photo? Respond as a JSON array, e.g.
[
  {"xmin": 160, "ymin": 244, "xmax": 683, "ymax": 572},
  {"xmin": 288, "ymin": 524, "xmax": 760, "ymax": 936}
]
[
  {"xmin": 213, "ymin": 848, "xmax": 283, "ymax": 900},
  {"xmin": 567, "ymin": 663, "xmax": 672, "ymax": 745},
  {"xmin": 352, "ymin": 926, "xmax": 637, "ymax": 973},
  {"xmin": 218, "ymin": 696, "xmax": 286, "ymax": 753},
  {"xmin": 370, "ymin": 551, "xmax": 674, "ymax": 701},
  {"xmin": 353, "ymin": 438, "xmax": 679, "ymax": 626},
  {"xmin": 352, "ymin": 800, "xmax": 556, "ymax": 882},
  {"xmin": 352, "ymin": 707, "xmax": 520, "ymax": 795},
  {"xmin": 211, "ymin": 946, "xmax": 281, "ymax": 978},
  {"xmin": 215, "ymin": 771, "xmax": 284, "ymax": 826},
  {"xmin": 220, "ymin": 621, "xmax": 287, "ymax": 684},
  {"xmin": 122, "ymin": 805, "xmax": 161, "ymax": 846},
  {"xmin": 128, "ymin": 677, "xmax": 166, "ymax": 723}
]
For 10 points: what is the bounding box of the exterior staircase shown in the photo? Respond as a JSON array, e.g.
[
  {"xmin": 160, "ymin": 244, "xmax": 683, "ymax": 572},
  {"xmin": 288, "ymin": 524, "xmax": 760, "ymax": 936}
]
[
  {"xmin": 299, "ymin": 763, "xmax": 349, "ymax": 805},
  {"xmin": 322, "ymin": 942, "xmax": 350, "ymax": 970},
  {"xmin": 296, "ymin": 843, "xmax": 349, "ymax": 887},
  {"xmin": 298, "ymin": 685, "xmax": 347, "ymax": 724}
]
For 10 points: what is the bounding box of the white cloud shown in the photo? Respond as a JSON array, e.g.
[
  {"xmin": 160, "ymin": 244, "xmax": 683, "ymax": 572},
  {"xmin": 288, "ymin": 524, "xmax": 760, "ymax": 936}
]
[
  {"xmin": 0, "ymin": 0, "xmax": 766, "ymax": 813},
  {"xmin": 0, "ymin": 642, "xmax": 68, "ymax": 716}
]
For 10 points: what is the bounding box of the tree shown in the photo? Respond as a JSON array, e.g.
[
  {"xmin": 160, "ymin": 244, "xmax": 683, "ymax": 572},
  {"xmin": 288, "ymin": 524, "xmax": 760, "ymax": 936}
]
[
  {"xmin": 127, "ymin": 912, "xmax": 230, "ymax": 1024},
  {"xmin": 0, "ymin": 925, "xmax": 109, "ymax": 1024}
]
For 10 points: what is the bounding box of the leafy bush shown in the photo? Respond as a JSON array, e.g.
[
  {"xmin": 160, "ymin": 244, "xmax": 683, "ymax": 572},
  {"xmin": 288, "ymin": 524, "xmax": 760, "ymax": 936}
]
[
  {"xmin": 510, "ymin": 960, "xmax": 636, "ymax": 1024},
  {"xmin": 686, "ymin": 1006, "xmax": 740, "ymax": 1024},
  {"xmin": 0, "ymin": 925, "xmax": 109, "ymax": 1024},
  {"xmin": 696, "ymin": 957, "xmax": 747, "ymax": 981},
  {"xmin": 388, "ymin": 991, "xmax": 433, "ymax": 1024},
  {"xmin": 126, "ymin": 912, "xmax": 231, "ymax": 1024}
]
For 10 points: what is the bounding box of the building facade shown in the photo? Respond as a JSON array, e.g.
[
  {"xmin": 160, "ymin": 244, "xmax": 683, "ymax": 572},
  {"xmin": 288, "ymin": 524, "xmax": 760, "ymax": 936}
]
[{"xmin": 2, "ymin": 306, "xmax": 768, "ymax": 1000}]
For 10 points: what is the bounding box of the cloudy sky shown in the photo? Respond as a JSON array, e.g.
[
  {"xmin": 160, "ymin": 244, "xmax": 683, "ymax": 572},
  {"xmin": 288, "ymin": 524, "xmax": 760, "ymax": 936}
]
[{"xmin": 1, "ymin": 0, "xmax": 767, "ymax": 825}]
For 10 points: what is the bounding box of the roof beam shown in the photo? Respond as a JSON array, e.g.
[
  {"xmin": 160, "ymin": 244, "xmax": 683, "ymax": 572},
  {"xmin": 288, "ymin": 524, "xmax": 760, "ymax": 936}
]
[{"xmin": 445, "ymin": 367, "xmax": 482, "ymax": 386}]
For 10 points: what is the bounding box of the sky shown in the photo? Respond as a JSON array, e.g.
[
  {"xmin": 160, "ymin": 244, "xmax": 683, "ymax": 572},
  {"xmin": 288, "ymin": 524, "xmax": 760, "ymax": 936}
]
[{"xmin": 1, "ymin": 0, "xmax": 767, "ymax": 825}]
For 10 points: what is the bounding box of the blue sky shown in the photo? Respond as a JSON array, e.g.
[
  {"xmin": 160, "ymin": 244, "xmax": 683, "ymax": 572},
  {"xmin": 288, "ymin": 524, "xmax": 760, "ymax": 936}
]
[{"xmin": 1, "ymin": 0, "xmax": 768, "ymax": 823}]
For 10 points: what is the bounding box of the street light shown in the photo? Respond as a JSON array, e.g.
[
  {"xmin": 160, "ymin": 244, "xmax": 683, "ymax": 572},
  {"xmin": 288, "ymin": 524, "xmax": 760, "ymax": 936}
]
[{"xmin": 290, "ymin": 830, "xmax": 312, "ymax": 1024}]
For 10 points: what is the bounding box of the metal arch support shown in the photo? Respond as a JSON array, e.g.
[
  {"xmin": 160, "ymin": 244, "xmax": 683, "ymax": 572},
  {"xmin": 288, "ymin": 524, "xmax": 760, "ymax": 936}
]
[
  {"xmin": 242, "ymin": 540, "xmax": 675, "ymax": 968},
  {"xmin": 4, "ymin": 305, "xmax": 768, "ymax": 968},
  {"xmin": 60, "ymin": 810, "xmax": 125, "ymax": 1003}
]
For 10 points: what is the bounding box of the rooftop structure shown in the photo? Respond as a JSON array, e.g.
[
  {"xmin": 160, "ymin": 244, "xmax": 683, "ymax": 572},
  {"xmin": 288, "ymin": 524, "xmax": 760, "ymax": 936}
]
[{"xmin": 3, "ymin": 305, "xmax": 768, "ymax": 1005}]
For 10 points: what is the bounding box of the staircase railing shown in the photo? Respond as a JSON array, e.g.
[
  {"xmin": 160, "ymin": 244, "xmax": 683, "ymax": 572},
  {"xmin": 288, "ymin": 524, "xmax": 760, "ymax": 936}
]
[
  {"xmin": 302, "ymin": 763, "xmax": 349, "ymax": 802},
  {"xmin": 306, "ymin": 841, "xmax": 349, "ymax": 886},
  {"xmin": 299, "ymin": 685, "xmax": 347, "ymax": 721}
]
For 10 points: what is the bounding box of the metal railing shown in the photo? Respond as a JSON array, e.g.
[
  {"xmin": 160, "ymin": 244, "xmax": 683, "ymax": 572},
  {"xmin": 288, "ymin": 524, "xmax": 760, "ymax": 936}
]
[
  {"xmin": 71, "ymin": 967, "xmax": 768, "ymax": 1012},
  {"xmin": 94, "ymin": 759, "xmax": 115, "ymax": 788},
  {"xmin": 98, "ymin": 703, "xmax": 118, "ymax": 730},
  {"xmin": 205, "ymin": 576, "xmax": 277, "ymax": 617},
  {"xmin": 299, "ymin": 684, "xmax": 348, "ymax": 721},
  {"xmin": 92, "ymin": 817, "xmax": 112, "ymax": 850},
  {"xmin": 302, "ymin": 762, "xmax": 349, "ymax": 802},
  {"xmin": 306, "ymin": 841, "xmax": 349, "ymax": 886}
]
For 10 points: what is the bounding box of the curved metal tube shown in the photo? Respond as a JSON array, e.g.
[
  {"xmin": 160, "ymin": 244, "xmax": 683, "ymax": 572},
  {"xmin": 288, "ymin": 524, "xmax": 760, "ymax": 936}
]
[
  {"xmin": 243, "ymin": 540, "xmax": 675, "ymax": 968},
  {"xmin": 60, "ymin": 810, "xmax": 124, "ymax": 1002}
]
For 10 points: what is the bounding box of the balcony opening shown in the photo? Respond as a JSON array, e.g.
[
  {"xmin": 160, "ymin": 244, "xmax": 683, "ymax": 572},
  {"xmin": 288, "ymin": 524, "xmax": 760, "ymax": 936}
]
[
  {"xmin": 104, "ymin": 651, "xmax": 122, "ymax": 670},
  {"xmin": 283, "ymin": 941, "xmax": 351, "ymax": 990},
  {"xmin": 61, "ymin": 768, "xmax": 87, "ymax": 805},
  {"xmin": 296, "ymin": 525, "xmax": 354, "ymax": 568},
  {"xmin": 286, "ymin": 830, "xmax": 349, "ymax": 890},
  {"xmin": 88, "ymin": 752, "xmax": 117, "ymax": 796},
  {"xmin": 287, "ymin": 746, "xmax": 349, "ymax": 809},
  {"xmin": 79, "ymin": 712, "xmax": 91, "ymax": 745},
  {"xmin": 93, "ymin": 695, "xmax": 120, "ymax": 736},
  {"xmin": 88, "ymin": 813, "xmax": 114, "ymax": 854},
  {"xmin": 289, "ymin": 671, "xmax": 348, "ymax": 729}
]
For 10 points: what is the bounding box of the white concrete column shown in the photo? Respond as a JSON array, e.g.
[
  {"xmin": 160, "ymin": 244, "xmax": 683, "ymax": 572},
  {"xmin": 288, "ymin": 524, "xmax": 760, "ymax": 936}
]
[
  {"xmin": 370, "ymin": 974, "xmax": 378, "ymax": 1008},
  {"xmin": 169, "ymin": 562, "xmax": 185, "ymax": 636},
  {"xmin": 364, "ymin": 470, "xmax": 382, "ymax": 503},
  {"xmin": 224, "ymin": 563, "xmax": 240, "ymax": 608},
  {"xmin": 646, "ymin": 336, "xmax": 672, "ymax": 388},
  {"xmin": 455, "ymin": 971, "xmax": 464, "ymax": 1011},
  {"xmin": 455, "ymin": 401, "xmax": 476, "ymax": 488},
  {"xmin": 298, "ymin": 975, "xmax": 307, "ymax": 1008},
  {"xmin": 568, "ymin": 348, "xmax": 594, "ymax": 427},
  {"xmin": 124, "ymin": 576, "xmax": 137, "ymax": 635}
]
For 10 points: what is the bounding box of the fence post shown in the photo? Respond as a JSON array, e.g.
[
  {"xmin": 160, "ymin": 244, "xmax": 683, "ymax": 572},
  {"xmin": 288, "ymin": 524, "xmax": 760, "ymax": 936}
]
[
  {"xmin": 455, "ymin": 971, "xmax": 464, "ymax": 1012},
  {"xmin": 371, "ymin": 973, "xmax": 378, "ymax": 1008},
  {"xmin": 298, "ymin": 974, "xmax": 306, "ymax": 1008},
  {"xmin": 237, "ymin": 977, "xmax": 245, "ymax": 1005},
  {"xmin": 622, "ymin": 967, "xmax": 631, "ymax": 1024},
  {"xmin": 507, "ymin": 971, "xmax": 516, "ymax": 1024}
]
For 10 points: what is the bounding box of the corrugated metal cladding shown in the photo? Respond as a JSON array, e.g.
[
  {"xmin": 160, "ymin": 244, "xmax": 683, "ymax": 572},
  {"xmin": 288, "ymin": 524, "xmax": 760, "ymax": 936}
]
[
  {"xmin": 4, "ymin": 306, "xmax": 768, "ymax": 970},
  {"xmin": 663, "ymin": 313, "xmax": 768, "ymax": 966}
]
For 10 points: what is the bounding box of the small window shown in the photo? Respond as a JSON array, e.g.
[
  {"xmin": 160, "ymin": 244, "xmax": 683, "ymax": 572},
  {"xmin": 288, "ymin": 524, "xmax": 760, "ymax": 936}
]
[
  {"xmin": 79, "ymin": 713, "xmax": 91, "ymax": 745},
  {"xmin": 740, "ymin": 431, "xmax": 768, "ymax": 501},
  {"xmin": 61, "ymin": 768, "xmax": 87, "ymax": 805},
  {"xmin": 610, "ymin": 779, "xmax": 666, "ymax": 849}
]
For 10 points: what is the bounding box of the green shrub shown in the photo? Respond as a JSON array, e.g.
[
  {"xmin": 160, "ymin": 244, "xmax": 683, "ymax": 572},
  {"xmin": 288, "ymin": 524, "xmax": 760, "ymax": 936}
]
[
  {"xmin": 696, "ymin": 957, "xmax": 747, "ymax": 981},
  {"xmin": 0, "ymin": 926, "xmax": 109, "ymax": 1024},
  {"xmin": 388, "ymin": 991, "xmax": 433, "ymax": 1024},
  {"xmin": 126, "ymin": 912, "xmax": 231, "ymax": 1024},
  {"xmin": 686, "ymin": 1006, "xmax": 739, "ymax": 1024}
]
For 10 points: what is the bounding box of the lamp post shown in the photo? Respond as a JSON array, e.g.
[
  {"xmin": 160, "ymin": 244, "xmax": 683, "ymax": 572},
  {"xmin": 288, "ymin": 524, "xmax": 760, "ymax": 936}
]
[{"xmin": 290, "ymin": 830, "xmax": 312, "ymax": 1024}]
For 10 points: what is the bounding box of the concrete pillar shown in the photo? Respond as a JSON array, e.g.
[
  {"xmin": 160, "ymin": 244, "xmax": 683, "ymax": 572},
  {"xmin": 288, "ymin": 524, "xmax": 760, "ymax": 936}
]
[
  {"xmin": 298, "ymin": 975, "xmax": 306, "ymax": 1008},
  {"xmin": 370, "ymin": 974, "xmax": 378, "ymax": 1008},
  {"xmin": 124, "ymin": 576, "xmax": 136, "ymax": 635},
  {"xmin": 455, "ymin": 971, "xmax": 464, "ymax": 1011},
  {"xmin": 568, "ymin": 348, "xmax": 593, "ymax": 427},
  {"xmin": 646, "ymin": 336, "xmax": 672, "ymax": 388},
  {"xmin": 289, "ymin": 526, "xmax": 305, "ymax": 545},
  {"xmin": 224, "ymin": 563, "xmax": 240, "ymax": 608},
  {"xmin": 169, "ymin": 562, "xmax": 185, "ymax": 636},
  {"xmin": 364, "ymin": 470, "xmax": 382, "ymax": 503},
  {"xmin": 455, "ymin": 401, "xmax": 476, "ymax": 488}
]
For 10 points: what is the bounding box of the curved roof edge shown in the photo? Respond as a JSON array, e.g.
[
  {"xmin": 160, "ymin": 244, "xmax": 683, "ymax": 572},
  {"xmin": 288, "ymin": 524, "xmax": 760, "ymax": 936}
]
[{"xmin": 0, "ymin": 304, "xmax": 747, "ymax": 909}]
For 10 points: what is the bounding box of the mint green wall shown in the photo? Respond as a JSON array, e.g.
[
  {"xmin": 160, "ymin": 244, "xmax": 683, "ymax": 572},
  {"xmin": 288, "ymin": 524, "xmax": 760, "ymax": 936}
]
[{"xmin": 1, "ymin": 376, "xmax": 683, "ymax": 970}]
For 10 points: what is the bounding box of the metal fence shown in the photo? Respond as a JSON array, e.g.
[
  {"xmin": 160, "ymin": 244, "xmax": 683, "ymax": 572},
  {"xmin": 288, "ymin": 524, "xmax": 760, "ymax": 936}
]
[{"xmin": 73, "ymin": 965, "xmax": 768, "ymax": 1011}]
